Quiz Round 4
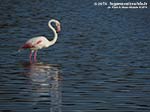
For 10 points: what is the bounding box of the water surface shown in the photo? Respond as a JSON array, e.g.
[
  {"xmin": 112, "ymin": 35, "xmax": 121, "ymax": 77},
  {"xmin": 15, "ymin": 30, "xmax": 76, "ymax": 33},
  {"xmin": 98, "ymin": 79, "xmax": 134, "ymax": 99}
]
[{"xmin": 0, "ymin": 0, "xmax": 150, "ymax": 112}]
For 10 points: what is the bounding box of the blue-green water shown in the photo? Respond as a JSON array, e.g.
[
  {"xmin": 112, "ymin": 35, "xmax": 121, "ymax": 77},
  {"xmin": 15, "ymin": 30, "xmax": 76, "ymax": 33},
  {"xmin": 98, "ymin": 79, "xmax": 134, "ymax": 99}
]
[{"xmin": 0, "ymin": 0, "xmax": 150, "ymax": 112}]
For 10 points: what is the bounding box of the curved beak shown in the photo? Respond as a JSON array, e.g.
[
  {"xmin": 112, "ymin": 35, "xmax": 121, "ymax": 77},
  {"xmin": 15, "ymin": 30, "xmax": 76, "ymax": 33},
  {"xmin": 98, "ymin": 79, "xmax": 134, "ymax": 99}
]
[{"xmin": 56, "ymin": 24, "xmax": 61, "ymax": 33}]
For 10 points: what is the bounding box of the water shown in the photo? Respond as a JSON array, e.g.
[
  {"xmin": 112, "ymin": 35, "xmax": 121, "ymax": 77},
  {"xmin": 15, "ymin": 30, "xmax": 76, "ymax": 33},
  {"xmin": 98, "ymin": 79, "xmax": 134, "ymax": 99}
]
[{"xmin": 0, "ymin": 0, "xmax": 150, "ymax": 112}]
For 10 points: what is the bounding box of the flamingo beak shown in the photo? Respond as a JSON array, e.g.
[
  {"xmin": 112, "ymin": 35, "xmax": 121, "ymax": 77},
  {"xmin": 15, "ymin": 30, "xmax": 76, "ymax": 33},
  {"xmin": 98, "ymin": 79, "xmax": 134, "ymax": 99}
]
[{"xmin": 56, "ymin": 24, "xmax": 61, "ymax": 33}]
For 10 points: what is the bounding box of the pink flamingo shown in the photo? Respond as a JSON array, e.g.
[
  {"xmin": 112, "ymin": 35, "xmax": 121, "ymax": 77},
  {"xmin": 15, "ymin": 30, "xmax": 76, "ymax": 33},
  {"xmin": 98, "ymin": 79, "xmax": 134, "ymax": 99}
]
[{"xmin": 19, "ymin": 19, "xmax": 61, "ymax": 62}]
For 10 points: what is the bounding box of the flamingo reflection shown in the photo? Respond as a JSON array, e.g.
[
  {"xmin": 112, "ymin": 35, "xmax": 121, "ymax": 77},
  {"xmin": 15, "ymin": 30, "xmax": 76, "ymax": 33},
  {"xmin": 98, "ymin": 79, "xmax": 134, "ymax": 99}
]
[{"xmin": 22, "ymin": 62, "xmax": 62, "ymax": 112}]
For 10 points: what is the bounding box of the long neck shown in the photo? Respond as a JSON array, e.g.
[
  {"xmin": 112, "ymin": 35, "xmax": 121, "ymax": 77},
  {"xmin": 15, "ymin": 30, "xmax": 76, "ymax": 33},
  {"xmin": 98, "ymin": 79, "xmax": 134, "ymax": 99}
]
[{"xmin": 48, "ymin": 20, "xmax": 58, "ymax": 46}]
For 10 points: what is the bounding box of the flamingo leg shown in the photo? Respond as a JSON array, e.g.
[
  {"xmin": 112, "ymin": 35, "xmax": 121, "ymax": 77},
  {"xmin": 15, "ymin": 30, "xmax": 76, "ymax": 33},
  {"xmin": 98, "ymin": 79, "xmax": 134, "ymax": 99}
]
[
  {"xmin": 29, "ymin": 50, "xmax": 34, "ymax": 63},
  {"xmin": 34, "ymin": 50, "xmax": 37, "ymax": 62}
]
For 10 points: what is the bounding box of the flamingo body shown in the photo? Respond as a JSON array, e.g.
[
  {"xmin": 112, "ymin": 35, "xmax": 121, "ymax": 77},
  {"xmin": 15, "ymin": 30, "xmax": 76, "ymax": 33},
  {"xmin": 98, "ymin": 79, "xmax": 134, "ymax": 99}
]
[
  {"xmin": 22, "ymin": 36, "xmax": 51, "ymax": 50},
  {"xmin": 20, "ymin": 19, "xmax": 61, "ymax": 62}
]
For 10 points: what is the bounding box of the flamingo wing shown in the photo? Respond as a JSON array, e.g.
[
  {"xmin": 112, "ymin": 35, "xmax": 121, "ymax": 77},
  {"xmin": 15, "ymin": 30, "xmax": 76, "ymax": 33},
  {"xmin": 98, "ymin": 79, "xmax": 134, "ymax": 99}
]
[
  {"xmin": 22, "ymin": 43, "xmax": 33, "ymax": 49},
  {"xmin": 22, "ymin": 37, "xmax": 43, "ymax": 49}
]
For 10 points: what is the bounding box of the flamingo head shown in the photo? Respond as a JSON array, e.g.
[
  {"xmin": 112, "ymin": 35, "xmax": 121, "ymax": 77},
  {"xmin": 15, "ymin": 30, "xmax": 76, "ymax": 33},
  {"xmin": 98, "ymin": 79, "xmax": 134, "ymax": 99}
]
[{"xmin": 55, "ymin": 20, "xmax": 61, "ymax": 33}]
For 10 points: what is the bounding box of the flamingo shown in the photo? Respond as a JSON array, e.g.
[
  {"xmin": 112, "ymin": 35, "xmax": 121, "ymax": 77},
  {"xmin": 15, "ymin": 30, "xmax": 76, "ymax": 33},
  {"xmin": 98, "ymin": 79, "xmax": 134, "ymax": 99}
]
[{"xmin": 19, "ymin": 19, "xmax": 61, "ymax": 62}]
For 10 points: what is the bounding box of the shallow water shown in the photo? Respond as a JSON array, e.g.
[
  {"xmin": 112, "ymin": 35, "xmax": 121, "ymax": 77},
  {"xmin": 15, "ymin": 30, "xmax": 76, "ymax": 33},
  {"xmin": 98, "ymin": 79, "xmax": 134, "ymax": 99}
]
[{"xmin": 0, "ymin": 0, "xmax": 150, "ymax": 112}]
